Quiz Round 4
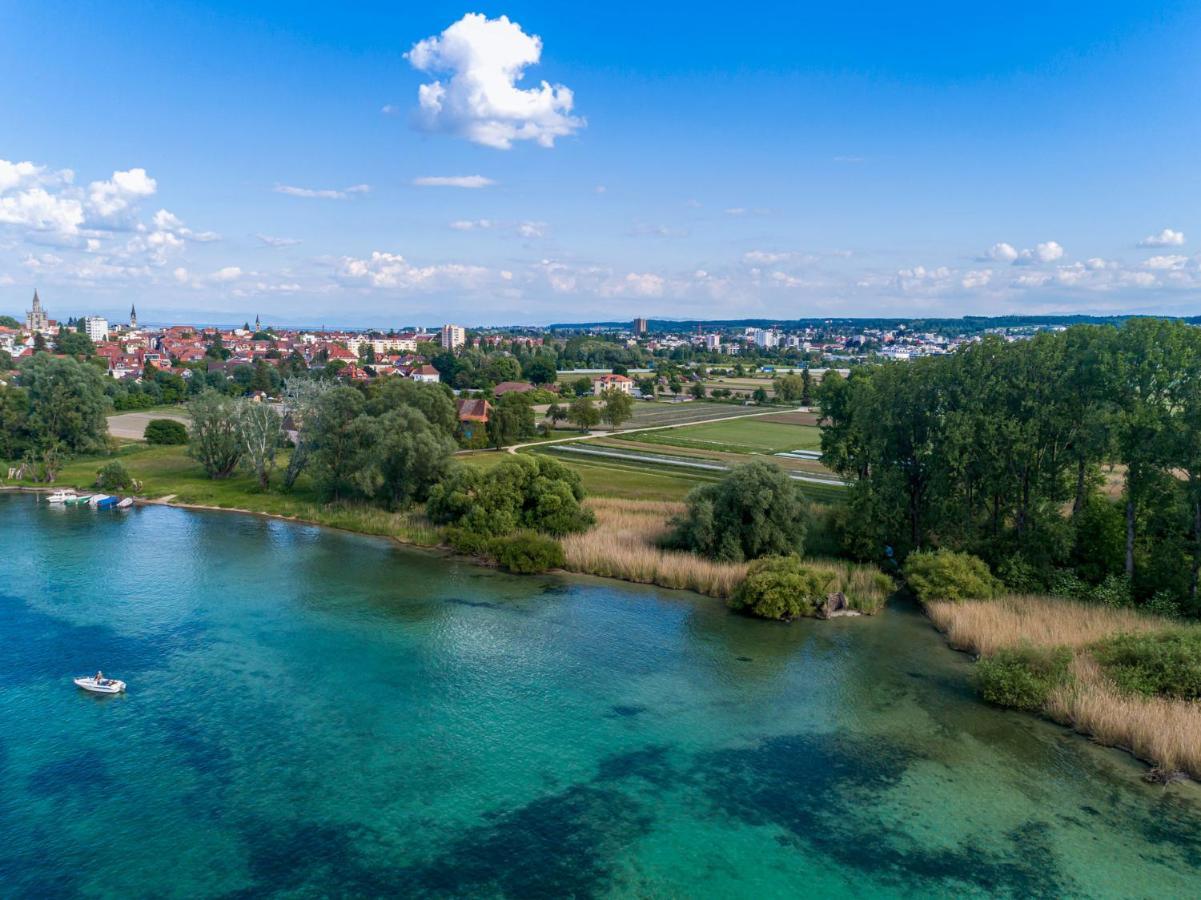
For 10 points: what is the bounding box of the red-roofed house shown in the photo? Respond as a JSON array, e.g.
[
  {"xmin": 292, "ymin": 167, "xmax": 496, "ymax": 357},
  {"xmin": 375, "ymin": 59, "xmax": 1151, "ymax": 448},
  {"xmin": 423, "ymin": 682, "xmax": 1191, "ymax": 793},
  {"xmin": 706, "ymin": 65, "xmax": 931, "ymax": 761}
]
[{"xmin": 591, "ymin": 373, "xmax": 633, "ymax": 395}]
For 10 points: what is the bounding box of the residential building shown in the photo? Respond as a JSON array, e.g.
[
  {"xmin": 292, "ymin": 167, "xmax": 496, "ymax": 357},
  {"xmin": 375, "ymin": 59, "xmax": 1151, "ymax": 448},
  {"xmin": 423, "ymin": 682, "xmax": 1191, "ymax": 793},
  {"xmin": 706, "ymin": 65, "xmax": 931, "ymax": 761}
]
[
  {"xmin": 592, "ymin": 373, "xmax": 633, "ymax": 395},
  {"xmin": 83, "ymin": 316, "xmax": 109, "ymax": 342},
  {"xmin": 410, "ymin": 364, "xmax": 441, "ymax": 383},
  {"xmin": 705, "ymin": 333, "xmax": 722, "ymax": 351},
  {"xmin": 456, "ymin": 398, "xmax": 491, "ymax": 440},
  {"xmin": 632, "ymin": 317, "xmax": 648, "ymax": 337},
  {"xmin": 441, "ymin": 324, "xmax": 466, "ymax": 350},
  {"xmin": 753, "ymin": 328, "xmax": 779, "ymax": 350}
]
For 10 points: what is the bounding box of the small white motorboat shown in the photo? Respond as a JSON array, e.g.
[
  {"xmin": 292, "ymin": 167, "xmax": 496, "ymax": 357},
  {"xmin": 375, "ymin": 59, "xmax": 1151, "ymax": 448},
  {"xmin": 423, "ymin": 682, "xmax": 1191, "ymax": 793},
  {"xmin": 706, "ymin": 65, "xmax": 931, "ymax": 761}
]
[
  {"xmin": 88, "ymin": 494, "xmax": 110, "ymax": 507},
  {"xmin": 47, "ymin": 490, "xmax": 76, "ymax": 503},
  {"xmin": 74, "ymin": 674, "xmax": 126, "ymax": 694},
  {"xmin": 116, "ymin": 497, "xmax": 134, "ymax": 509}
]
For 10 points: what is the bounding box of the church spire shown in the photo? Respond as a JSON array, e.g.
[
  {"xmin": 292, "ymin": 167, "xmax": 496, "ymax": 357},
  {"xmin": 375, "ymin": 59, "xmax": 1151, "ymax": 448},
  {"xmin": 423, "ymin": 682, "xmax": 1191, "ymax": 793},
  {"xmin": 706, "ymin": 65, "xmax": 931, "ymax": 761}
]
[{"xmin": 129, "ymin": 304, "xmax": 137, "ymax": 327}]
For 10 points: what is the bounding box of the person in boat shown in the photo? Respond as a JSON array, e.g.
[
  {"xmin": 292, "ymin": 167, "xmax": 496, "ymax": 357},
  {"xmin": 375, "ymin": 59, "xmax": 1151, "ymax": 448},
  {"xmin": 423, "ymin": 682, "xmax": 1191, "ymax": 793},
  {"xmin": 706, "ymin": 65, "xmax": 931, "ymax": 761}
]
[{"xmin": 95, "ymin": 670, "xmax": 104, "ymax": 684}]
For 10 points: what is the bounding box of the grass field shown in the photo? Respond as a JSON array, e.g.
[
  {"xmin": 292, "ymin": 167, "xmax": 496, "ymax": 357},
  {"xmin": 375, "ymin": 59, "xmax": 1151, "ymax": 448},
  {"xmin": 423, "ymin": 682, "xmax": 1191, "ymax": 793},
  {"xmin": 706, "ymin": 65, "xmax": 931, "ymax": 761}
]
[
  {"xmin": 614, "ymin": 418, "xmax": 821, "ymax": 455},
  {"xmin": 622, "ymin": 401, "xmax": 771, "ymax": 428}
]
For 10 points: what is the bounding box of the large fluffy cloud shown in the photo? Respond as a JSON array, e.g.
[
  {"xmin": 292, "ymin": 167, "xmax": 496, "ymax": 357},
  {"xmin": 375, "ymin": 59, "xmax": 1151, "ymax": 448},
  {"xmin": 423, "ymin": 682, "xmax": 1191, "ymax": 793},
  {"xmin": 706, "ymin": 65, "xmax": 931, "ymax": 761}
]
[{"xmin": 406, "ymin": 13, "xmax": 583, "ymax": 149}]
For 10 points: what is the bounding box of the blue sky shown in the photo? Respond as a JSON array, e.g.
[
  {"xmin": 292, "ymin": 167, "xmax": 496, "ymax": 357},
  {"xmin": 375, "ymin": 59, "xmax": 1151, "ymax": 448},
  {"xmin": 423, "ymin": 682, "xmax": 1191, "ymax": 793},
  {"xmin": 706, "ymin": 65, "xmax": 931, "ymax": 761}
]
[{"xmin": 2, "ymin": 1, "xmax": 1201, "ymax": 325}]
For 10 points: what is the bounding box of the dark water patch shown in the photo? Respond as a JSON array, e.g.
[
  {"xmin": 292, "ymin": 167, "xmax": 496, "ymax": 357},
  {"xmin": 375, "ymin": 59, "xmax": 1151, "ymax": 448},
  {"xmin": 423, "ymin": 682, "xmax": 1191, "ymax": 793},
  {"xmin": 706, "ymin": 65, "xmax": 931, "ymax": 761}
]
[
  {"xmin": 736, "ymin": 655, "xmax": 754, "ymax": 662},
  {"xmin": 606, "ymin": 703, "xmax": 647, "ymax": 719},
  {"xmin": 26, "ymin": 753, "xmax": 114, "ymax": 801},
  {"xmin": 228, "ymin": 818, "xmax": 394, "ymax": 898},
  {"xmin": 594, "ymin": 745, "xmax": 676, "ymax": 790},
  {"xmin": 393, "ymin": 783, "xmax": 652, "ymax": 898},
  {"xmin": 443, "ymin": 596, "xmax": 509, "ymax": 611},
  {"xmin": 694, "ymin": 731, "xmax": 1076, "ymax": 897}
]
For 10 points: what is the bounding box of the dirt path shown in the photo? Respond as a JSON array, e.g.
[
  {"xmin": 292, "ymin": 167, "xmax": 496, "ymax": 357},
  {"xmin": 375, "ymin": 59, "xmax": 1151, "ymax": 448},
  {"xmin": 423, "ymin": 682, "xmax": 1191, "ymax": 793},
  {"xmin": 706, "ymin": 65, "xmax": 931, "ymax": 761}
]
[{"xmin": 107, "ymin": 410, "xmax": 190, "ymax": 441}]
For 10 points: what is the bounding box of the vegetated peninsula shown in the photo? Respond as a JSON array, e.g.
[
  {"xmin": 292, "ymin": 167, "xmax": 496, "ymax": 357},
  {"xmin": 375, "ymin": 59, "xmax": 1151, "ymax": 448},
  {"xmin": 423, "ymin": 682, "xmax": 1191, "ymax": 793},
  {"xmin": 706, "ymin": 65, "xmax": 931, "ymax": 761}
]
[{"xmin": 4, "ymin": 300, "xmax": 1200, "ymax": 780}]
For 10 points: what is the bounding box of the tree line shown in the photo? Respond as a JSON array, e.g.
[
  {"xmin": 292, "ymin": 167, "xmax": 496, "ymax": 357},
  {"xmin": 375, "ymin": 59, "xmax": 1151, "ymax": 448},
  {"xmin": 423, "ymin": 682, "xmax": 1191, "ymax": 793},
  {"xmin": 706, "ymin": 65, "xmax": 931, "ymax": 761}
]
[{"xmin": 819, "ymin": 320, "xmax": 1201, "ymax": 616}]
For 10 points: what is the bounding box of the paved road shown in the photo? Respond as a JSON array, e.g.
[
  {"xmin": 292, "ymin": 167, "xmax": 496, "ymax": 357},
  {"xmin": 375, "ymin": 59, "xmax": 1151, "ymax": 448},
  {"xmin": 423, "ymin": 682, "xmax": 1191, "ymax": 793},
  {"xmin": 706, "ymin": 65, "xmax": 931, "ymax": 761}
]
[{"xmin": 107, "ymin": 410, "xmax": 190, "ymax": 441}]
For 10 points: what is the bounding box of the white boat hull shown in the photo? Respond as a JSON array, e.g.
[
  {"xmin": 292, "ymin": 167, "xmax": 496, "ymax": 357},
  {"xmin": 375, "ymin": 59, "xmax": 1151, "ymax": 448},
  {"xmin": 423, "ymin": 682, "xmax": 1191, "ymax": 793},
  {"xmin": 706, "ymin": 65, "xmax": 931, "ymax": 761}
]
[{"xmin": 74, "ymin": 676, "xmax": 126, "ymax": 694}]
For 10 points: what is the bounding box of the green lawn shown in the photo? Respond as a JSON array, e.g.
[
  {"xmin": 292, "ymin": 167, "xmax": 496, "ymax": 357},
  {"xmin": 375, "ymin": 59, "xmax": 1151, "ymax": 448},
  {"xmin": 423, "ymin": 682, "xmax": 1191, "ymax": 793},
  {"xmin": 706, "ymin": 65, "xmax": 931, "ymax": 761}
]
[
  {"xmin": 614, "ymin": 419, "xmax": 821, "ymax": 455},
  {"xmin": 9, "ymin": 444, "xmax": 441, "ymax": 545}
]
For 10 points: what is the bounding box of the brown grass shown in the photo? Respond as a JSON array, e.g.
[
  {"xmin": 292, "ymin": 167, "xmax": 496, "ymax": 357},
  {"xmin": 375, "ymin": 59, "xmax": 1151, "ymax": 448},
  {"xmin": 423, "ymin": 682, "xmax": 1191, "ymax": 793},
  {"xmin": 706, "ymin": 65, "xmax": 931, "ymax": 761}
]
[
  {"xmin": 925, "ymin": 595, "xmax": 1163, "ymax": 657},
  {"xmin": 561, "ymin": 498, "xmax": 747, "ymax": 597},
  {"xmin": 927, "ymin": 594, "xmax": 1201, "ymax": 777},
  {"xmin": 1047, "ymin": 656, "xmax": 1201, "ymax": 778}
]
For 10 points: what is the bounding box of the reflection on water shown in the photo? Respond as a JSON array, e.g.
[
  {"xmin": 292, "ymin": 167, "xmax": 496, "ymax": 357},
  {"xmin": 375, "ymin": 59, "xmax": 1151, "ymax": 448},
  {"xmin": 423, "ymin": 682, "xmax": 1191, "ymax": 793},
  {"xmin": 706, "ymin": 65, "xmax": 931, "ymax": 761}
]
[{"xmin": 0, "ymin": 494, "xmax": 1198, "ymax": 898}]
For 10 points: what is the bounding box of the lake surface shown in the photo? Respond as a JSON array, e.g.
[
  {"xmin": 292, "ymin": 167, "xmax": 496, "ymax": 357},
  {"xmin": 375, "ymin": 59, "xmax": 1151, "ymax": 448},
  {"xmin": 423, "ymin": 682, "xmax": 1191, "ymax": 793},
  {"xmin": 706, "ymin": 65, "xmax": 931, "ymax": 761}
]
[{"xmin": 2, "ymin": 494, "xmax": 1199, "ymax": 898}]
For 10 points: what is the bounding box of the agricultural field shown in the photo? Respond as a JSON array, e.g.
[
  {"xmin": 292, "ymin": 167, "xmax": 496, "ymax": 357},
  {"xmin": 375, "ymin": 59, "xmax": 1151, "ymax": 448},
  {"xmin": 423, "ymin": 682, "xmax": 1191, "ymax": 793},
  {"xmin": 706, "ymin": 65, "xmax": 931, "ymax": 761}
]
[
  {"xmin": 621, "ymin": 400, "xmax": 769, "ymax": 428},
  {"xmin": 613, "ymin": 417, "xmax": 822, "ymax": 455}
]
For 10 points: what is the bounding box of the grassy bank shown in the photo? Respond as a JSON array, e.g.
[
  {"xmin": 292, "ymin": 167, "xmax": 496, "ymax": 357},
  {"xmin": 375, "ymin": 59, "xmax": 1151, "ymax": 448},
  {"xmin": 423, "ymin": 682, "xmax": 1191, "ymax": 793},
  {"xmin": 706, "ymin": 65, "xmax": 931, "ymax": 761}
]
[{"xmin": 927, "ymin": 595, "xmax": 1201, "ymax": 779}]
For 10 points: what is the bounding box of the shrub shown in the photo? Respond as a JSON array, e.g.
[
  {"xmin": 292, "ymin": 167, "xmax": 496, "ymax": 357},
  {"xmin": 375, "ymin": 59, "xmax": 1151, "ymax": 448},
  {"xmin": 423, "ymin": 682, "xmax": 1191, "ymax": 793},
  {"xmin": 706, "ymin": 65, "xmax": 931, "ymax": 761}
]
[
  {"xmin": 729, "ymin": 555, "xmax": 833, "ymax": 620},
  {"xmin": 974, "ymin": 645, "xmax": 1073, "ymax": 711},
  {"xmin": 1090, "ymin": 573, "xmax": 1133, "ymax": 608},
  {"xmin": 143, "ymin": 418, "xmax": 188, "ymax": 445},
  {"xmin": 668, "ymin": 460, "xmax": 810, "ymax": 562},
  {"xmin": 444, "ymin": 526, "xmax": 497, "ymax": 558},
  {"xmin": 95, "ymin": 460, "xmax": 133, "ymax": 491},
  {"xmin": 902, "ymin": 549, "xmax": 1000, "ymax": 604},
  {"xmin": 492, "ymin": 532, "xmax": 566, "ymax": 574},
  {"xmin": 1092, "ymin": 630, "xmax": 1201, "ymax": 701}
]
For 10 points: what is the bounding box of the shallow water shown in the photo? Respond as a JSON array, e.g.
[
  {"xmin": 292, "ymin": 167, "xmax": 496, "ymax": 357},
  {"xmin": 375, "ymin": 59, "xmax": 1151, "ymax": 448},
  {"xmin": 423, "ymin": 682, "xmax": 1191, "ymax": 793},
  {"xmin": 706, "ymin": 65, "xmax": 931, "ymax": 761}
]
[{"xmin": 1, "ymin": 494, "xmax": 1199, "ymax": 898}]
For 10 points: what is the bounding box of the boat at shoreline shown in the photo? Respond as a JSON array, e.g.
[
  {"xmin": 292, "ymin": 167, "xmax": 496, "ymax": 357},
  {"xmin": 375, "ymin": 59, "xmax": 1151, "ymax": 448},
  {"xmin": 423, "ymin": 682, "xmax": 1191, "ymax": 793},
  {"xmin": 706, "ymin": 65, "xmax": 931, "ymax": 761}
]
[
  {"xmin": 64, "ymin": 494, "xmax": 92, "ymax": 506},
  {"xmin": 73, "ymin": 674, "xmax": 126, "ymax": 694},
  {"xmin": 116, "ymin": 497, "xmax": 134, "ymax": 509},
  {"xmin": 88, "ymin": 494, "xmax": 110, "ymax": 508},
  {"xmin": 94, "ymin": 496, "xmax": 118, "ymax": 510},
  {"xmin": 47, "ymin": 490, "xmax": 76, "ymax": 504}
]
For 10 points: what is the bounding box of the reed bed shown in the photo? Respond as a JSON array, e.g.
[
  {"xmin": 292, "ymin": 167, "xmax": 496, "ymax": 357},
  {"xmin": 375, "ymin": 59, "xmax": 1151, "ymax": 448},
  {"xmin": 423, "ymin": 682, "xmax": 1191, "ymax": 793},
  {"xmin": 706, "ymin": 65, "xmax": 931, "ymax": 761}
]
[
  {"xmin": 1048, "ymin": 656, "xmax": 1201, "ymax": 779},
  {"xmin": 927, "ymin": 594, "xmax": 1201, "ymax": 777},
  {"xmin": 925, "ymin": 595, "xmax": 1163, "ymax": 657},
  {"xmin": 561, "ymin": 498, "xmax": 748, "ymax": 598}
]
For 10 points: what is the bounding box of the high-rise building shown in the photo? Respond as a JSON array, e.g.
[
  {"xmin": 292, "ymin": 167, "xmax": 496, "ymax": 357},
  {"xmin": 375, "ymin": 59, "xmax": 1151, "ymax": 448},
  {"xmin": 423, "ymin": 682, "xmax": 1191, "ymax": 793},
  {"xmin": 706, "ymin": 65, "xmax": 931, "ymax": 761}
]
[
  {"xmin": 441, "ymin": 323, "xmax": 466, "ymax": 350},
  {"xmin": 25, "ymin": 290, "xmax": 49, "ymax": 332},
  {"xmin": 632, "ymin": 317, "xmax": 648, "ymax": 336},
  {"xmin": 705, "ymin": 333, "xmax": 722, "ymax": 351},
  {"xmin": 83, "ymin": 316, "xmax": 109, "ymax": 342}
]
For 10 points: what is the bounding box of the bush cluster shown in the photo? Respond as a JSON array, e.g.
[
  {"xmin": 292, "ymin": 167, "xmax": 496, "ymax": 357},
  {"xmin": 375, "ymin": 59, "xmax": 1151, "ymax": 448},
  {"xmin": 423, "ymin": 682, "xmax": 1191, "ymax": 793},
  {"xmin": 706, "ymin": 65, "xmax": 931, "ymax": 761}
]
[
  {"xmin": 729, "ymin": 555, "xmax": 832, "ymax": 620},
  {"xmin": 444, "ymin": 526, "xmax": 566, "ymax": 574},
  {"xmin": 903, "ymin": 550, "xmax": 1000, "ymax": 604},
  {"xmin": 974, "ymin": 645, "xmax": 1073, "ymax": 711},
  {"xmin": 95, "ymin": 460, "xmax": 133, "ymax": 491},
  {"xmin": 1092, "ymin": 631, "xmax": 1201, "ymax": 701},
  {"xmin": 144, "ymin": 418, "xmax": 189, "ymax": 445}
]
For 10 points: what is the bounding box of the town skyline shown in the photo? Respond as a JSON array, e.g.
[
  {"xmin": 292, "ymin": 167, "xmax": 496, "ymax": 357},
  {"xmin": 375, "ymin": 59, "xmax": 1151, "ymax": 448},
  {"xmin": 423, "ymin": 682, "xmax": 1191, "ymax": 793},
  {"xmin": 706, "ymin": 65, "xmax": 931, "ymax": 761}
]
[{"xmin": 4, "ymin": 3, "xmax": 1201, "ymax": 322}]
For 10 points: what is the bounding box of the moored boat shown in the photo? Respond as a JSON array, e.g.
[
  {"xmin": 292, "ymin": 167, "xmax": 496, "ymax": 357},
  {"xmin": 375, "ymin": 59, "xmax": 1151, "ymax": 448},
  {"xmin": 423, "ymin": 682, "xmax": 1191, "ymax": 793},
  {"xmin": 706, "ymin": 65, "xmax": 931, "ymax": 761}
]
[
  {"xmin": 65, "ymin": 494, "xmax": 92, "ymax": 506},
  {"xmin": 47, "ymin": 490, "xmax": 76, "ymax": 504},
  {"xmin": 74, "ymin": 673, "xmax": 126, "ymax": 694},
  {"xmin": 95, "ymin": 496, "xmax": 118, "ymax": 509},
  {"xmin": 88, "ymin": 494, "xmax": 110, "ymax": 507},
  {"xmin": 116, "ymin": 497, "xmax": 134, "ymax": 509}
]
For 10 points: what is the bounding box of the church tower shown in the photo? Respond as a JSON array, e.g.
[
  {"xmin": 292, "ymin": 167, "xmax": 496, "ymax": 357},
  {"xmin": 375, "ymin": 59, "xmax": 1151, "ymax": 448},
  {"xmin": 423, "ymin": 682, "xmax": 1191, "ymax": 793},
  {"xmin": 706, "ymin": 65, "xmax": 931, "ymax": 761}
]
[
  {"xmin": 26, "ymin": 290, "xmax": 49, "ymax": 332},
  {"xmin": 129, "ymin": 304, "xmax": 138, "ymax": 328}
]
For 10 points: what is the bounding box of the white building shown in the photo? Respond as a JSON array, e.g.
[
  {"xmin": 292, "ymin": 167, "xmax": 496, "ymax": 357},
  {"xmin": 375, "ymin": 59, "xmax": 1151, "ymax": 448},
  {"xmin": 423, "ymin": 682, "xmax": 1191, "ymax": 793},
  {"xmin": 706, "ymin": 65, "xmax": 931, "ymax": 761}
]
[
  {"xmin": 592, "ymin": 373, "xmax": 633, "ymax": 395},
  {"xmin": 753, "ymin": 328, "xmax": 779, "ymax": 350},
  {"xmin": 704, "ymin": 333, "xmax": 722, "ymax": 351},
  {"xmin": 83, "ymin": 316, "xmax": 109, "ymax": 342},
  {"xmin": 441, "ymin": 324, "xmax": 466, "ymax": 350}
]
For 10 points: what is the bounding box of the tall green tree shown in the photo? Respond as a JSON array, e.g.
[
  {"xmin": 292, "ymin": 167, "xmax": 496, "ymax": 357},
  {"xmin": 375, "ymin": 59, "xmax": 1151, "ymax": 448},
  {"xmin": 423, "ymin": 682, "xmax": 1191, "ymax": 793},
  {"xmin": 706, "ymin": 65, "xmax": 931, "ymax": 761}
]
[
  {"xmin": 187, "ymin": 391, "xmax": 242, "ymax": 478},
  {"xmin": 19, "ymin": 354, "xmax": 109, "ymax": 454}
]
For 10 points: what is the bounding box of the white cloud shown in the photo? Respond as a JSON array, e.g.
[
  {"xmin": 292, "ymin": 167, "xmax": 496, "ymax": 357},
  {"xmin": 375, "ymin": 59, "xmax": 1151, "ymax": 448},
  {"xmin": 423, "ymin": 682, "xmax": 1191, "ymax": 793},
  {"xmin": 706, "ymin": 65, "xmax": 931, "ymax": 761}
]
[
  {"xmin": 380, "ymin": 104, "xmax": 400, "ymax": 116},
  {"xmin": 1032, "ymin": 241, "xmax": 1064, "ymax": 263},
  {"xmin": 413, "ymin": 175, "xmax": 495, "ymax": 188},
  {"xmin": 448, "ymin": 218, "xmax": 545, "ymax": 238},
  {"xmin": 1138, "ymin": 227, "xmax": 1185, "ymax": 248},
  {"xmin": 274, "ymin": 183, "xmax": 370, "ymax": 199},
  {"xmin": 257, "ymin": 234, "xmax": 301, "ymax": 247},
  {"xmin": 211, "ymin": 266, "xmax": 244, "ymax": 282},
  {"xmin": 450, "ymin": 219, "xmax": 492, "ymax": 231},
  {"xmin": 602, "ymin": 272, "xmax": 665, "ymax": 297},
  {"xmin": 989, "ymin": 242, "xmax": 1019, "ymax": 262},
  {"xmin": 406, "ymin": 13, "xmax": 583, "ymax": 149},
  {"xmin": 0, "ymin": 187, "xmax": 85, "ymax": 234},
  {"xmin": 88, "ymin": 168, "xmax": 157, "ymax": 217},
  {"xmin": 338, "ymin": 250, "xmax": 490, "ymax": 289},
  {"xmin": 516, "ymin": 221, "xmax": 545, "ymax": 238},
  {"xmin": 744, "ymin": 250, "xmax": 791, "ymax": 264},
  {"xmin": 961, "ymin": 269, "xmax": 993, "ymax": 289},
  {"xmin": 1144, "ymin": 254, "xmax": 1189, "ymax": 270}
]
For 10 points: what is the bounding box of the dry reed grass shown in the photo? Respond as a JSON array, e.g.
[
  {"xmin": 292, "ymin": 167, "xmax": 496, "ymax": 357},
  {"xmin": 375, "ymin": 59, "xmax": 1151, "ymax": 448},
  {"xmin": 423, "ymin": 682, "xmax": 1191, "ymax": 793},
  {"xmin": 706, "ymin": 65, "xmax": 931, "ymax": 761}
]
[
  {"xmin": 925, "ymin": 595, "xmax": 1163, "ymax": 657},
  {"xmin": 1048, "ymin": 656, "xmax": 1201, "ymax": 779},
  {"xmin": 561, "ymin": 497, "xmax": 747, "ymax": 597},
  {"xmin": 927, "ymin": 594, "xmax": 1201, "ymax": 777}
]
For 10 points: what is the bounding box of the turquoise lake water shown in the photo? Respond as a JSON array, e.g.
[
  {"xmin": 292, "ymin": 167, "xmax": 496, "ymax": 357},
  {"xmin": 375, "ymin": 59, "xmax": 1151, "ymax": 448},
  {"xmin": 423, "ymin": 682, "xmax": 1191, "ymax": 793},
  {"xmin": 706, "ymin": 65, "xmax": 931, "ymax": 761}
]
[{"xmin": 1, "ymin": 493, "xmax": 1200, "ymax": 898}]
